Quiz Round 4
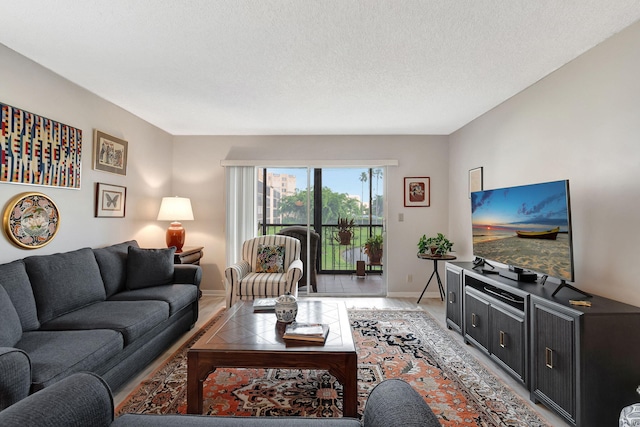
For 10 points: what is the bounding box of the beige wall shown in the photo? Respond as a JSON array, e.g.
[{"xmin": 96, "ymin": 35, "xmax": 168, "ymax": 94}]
[
  {"xmin": 449, "ymin": 21, "xmax": 640, "ymax": 305},
  {"xmin": 172, "ymin": 136, "xmax": 450, "ymax": 295},
  {"xmin": 0, "ymin": 44, "xmax": 174, "ymax": 262}
]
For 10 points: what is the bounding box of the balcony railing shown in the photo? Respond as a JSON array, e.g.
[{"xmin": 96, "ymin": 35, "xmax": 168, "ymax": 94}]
[{"xmin": 260, "ymin": 223, "xmax": 383, "ymax": 274}]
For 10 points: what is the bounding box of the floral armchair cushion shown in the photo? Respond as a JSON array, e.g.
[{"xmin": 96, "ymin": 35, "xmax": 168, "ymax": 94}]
[{"xmin": 255, "ymin": 244, "xmax": 286, "ymax": 273}]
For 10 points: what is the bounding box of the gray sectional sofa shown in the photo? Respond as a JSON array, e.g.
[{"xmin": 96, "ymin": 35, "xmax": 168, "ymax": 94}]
[
  {"xmin": 0, "ymin": 372, "xmax": 441, "ymax": 426},
  {"xmin": 0, "ymin": 240, "xmax": 201, "ymax": 410}
]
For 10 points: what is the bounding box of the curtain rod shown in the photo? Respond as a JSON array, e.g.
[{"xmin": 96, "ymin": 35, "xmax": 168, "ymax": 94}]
[{"xmin": 220, "ymin": 159, "xmax": 398, "ymax": 167}]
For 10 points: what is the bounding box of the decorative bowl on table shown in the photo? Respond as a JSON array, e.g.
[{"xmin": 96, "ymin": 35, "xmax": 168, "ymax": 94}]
[{"xmin": 274, "ymin": 292, "xmax": 297, "ymax": 323}]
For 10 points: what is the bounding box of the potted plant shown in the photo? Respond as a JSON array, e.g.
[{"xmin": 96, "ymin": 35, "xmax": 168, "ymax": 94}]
[
  {"xmin": 334, "ymin": 217, "xmax": 355, "ymax": 245},
  {"xmin": 417, "ymin": 234, "xmax": 431, "ymax": 255},
  {"xmin": 417, "ymin": 233, "xmax": 453, "ymax": 256},
  {"xmin": 364, "ymin": 234, "xmax": 383, "ymax": 265}
]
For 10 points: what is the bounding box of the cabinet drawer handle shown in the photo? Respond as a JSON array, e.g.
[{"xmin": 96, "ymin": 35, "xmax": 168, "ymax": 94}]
[
  {"xmin": 499, "ymin": 331, "xmax": 506, "ymax": 348},
  {"xmin": 471, "ymin": 313, "xmax": 477, "ymax": 328},
  {"xmin": 545, "ymin": 347, "xmax": 554, "ymax": 369},
  {"xmin": 448, "ymin": 292, "xmax": 455, "ymax": 303}
]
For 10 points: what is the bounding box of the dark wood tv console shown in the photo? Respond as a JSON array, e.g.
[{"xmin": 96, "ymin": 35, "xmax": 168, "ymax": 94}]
[{"xmin": 446, "ymin": 261, "xmax": 640, "ymax": 427}]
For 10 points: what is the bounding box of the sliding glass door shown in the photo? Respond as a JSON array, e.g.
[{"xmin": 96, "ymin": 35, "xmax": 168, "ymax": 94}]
[{"xmin": 256, "ymin": 166, "xmax": 386, "ymax": 296}]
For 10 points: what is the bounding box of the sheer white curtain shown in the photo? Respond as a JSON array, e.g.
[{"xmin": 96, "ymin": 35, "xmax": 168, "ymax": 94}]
[{"xmin": 225, "ymin": 166, "xmax": 256, "ymax": 267}]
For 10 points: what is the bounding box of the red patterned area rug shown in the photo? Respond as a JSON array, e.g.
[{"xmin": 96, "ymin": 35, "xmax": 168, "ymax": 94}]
[{"xmin": 116, "ymin": 308, "xmax": 550, "ymax": 426}]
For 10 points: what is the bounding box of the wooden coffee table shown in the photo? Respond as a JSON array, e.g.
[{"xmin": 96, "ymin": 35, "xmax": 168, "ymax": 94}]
[{"xmin": 186, "ymin": 299, "xmax": 358, "ymax": 417}]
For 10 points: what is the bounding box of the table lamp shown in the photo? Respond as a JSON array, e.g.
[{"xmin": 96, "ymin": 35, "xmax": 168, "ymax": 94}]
[{"xmin": 157, "ymin": 196, "xmax": 194, "ymax": 252}]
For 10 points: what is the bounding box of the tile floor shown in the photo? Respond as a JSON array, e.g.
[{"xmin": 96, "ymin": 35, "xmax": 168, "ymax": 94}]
[{"xmin": 300, "ymin": 273, "xmax": 385, "ymax": 295}]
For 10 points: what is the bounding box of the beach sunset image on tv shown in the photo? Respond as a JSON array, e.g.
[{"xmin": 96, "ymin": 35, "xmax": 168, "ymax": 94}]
[{"xmin": 471, "ymin": 180, "xmax": 574, "ymax": 281}]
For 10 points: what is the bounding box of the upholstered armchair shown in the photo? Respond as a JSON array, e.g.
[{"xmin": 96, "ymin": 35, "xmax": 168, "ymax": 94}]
[{"xmin": 224, "ymin": 235, "xmax": 303, "ymax": 308}]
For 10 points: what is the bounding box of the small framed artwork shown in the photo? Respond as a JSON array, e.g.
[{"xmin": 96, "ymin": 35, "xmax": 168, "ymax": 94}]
[
  {"xmin": 469, "ymin": 167, "xmax": 483, "ymax": 198},
  {"xmin": 3, "ymin": 192, "xmax": 60, "ymax": 249},
  {"xmin": 95, "ymin": 182, "xmax": 126, "ymax": 218},
  {"xmin": 93, "ymin": 130, "xmax": 128, "ymax": 176},
  {"xmin": 404, "ymin": 177, "xmax": 430, "ymax": 207}
]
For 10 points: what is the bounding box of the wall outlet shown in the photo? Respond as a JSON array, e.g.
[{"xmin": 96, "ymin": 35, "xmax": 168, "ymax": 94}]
[
  {"xmin": 407, "ymin": 274, "xmax": 413, "ymax": 283},
  {"xmin": 398, "ymin": 212, "xmax": 404, "ymax": 222}
]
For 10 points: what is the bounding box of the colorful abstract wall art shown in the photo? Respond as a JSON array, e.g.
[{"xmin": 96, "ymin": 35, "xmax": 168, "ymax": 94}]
[{"xmin": 1, "ymin": 102, "xmax": 82, "ymax": 189}]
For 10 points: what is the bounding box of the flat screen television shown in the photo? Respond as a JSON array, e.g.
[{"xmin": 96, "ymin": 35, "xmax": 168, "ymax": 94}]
[{"xmin": 471, "ymin": 180, "xmax": 586, "ymax": 297}]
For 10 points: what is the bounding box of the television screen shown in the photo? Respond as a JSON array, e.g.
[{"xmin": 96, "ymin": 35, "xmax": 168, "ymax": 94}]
[{"xmin": 471, "ymin": 180, "xmax": 574, "ymax": 282}]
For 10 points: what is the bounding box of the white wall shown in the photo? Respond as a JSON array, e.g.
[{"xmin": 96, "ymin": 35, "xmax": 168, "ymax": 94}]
[
  {"xmin": 0, "ymin": 44, "xmax": 174, "ymax": 263},
  {"xmin": 172, "ymin": 136, "xmax": 450, "ymax": 294},
  {"xmin": 449, "ymin": 21, "xmax": 640, "ymax": 305}
]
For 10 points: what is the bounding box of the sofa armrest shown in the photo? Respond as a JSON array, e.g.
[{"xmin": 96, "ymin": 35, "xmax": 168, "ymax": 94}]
[
  {"xmin": 173, "ymin": 264, "xmax": 202, "ymax": 287},
  {"xmin": 0, "ymin": 372, "xmax": 113, "ymax": 427},
  {"xmin": 363, "ymin": 379, "xmax": 440, "ymax": 427},
  {"xmin": 0, "ymin": 347, "xmax": 31, "ymax": 410}
]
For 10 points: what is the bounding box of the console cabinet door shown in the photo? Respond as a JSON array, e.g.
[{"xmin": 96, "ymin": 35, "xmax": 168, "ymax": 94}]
[
  {"xmin": 531, "ymin": 300, "xmax": 576, "ymax": 423},
  {"xmin": 445, "ymin": 266, "xmax": 462, "ymax": 332},
  {"xmin": 464, "ymin": 291, "xmax": 490, "ymax": 352},
  {"xmin": 489, "ymin": 304, "xmax": 525, "ymax": 383}
]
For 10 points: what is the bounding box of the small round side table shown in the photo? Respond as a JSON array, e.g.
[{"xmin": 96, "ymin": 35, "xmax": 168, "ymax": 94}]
[{"xmin": 416, "ymin": 253, "xmax": 457, "ymax": 303}]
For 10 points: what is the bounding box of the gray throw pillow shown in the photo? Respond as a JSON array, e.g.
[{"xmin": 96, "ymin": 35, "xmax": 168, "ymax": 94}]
[
  {"xmin": 94, "ymin": 240, "xmax": 140, "ymax": 297},
  {"xmin": 126, "ymin": 246, "xmax": 176, "ymax": 290}
]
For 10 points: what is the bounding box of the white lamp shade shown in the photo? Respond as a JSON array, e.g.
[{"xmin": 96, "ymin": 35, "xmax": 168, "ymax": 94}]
[{"xmin": 157, "ymin": 197, "xmax": 194, "ymax": 221}]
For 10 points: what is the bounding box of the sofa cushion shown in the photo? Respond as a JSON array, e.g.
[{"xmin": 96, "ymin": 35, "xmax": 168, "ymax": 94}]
[
  {"xmin": 126, "ymin": 246, "xmax": 175, "ymax": 290},
  {"xmin": 93, "ymin": 240, "xmax": 140, "ymax": 298},
  {"xmin": 16, "ymin": 329, "xmax": 123, "ymax": 390},
  {"xmin": 0, "ymin": 285, "xmax": 22, "ymax": 347},
  {"xmin": 39, "ymin": 300, "xmax": 169, "ymax": 345},
  {"xmin": 0, "ymin": 260, "xmax": 40, "ymax": 331},
  {"xmin": 236, "ymin": 272, "xmax": 289, "ymax": 298},
  {"xmin": 255, "ymin": 244, "xmax": 286, "ymax": 273},
  {"xmin": 109, "ymin": 284, "xmax": 197, "ymax": 316},
  {"xmin": 24, "ymin": 248, "xmax": 106, "ymax": 324}
]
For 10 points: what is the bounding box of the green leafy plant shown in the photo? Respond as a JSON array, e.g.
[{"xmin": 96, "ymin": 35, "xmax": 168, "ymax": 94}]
[
  {"xmin": 334, "ymin": 217, "xmax": 355, "ymax": 245},
  {"xmin": 364, "ymin": 234, "xmax": 383, "ymax": 264},
  {"xmin": 417, "ymin": 233, "xmax": 453, "ymax": 256},
  {"xmin": 417, "ymin": 234, "xmax": 430, "ymax": 254}
]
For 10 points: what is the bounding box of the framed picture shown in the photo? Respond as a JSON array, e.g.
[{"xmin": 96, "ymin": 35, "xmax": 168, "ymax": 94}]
[
  {"xmin": 3, "ymin": 192, "xmax": 60, "ymax": 249},
  {"xmin": 95, "ymin": 182, "xmax": 126, "ymax": 218},
  {"xmin": 404, "ymin": 177, "xmax": 430, "ymax": 207},
  {"xmin": 469, "ymin": 167, "xmax": 483, "ymax": 198},
  {"xmin": 1, "ymin": 102, "xmax": 82, "ymax": 189},
  {"xmin": 93, "ymin": 130, "xmax": 128, "ymax": 176}
]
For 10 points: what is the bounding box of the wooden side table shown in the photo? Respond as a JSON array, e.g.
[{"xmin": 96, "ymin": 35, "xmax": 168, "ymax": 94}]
[
  {"xmin": 174, "ymin": 246, "xmax": 204, "ymax": 265},
  {"xmin": 417, "ymin": 253, "xmax": 456, "ymax": 303},
  {"xmin": 175, "ymin": 246, "xmax": 204, "ymax": 299}
]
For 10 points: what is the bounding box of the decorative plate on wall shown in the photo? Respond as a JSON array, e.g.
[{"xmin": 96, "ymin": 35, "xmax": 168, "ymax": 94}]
[{"xmin": 3, "ymin": 192, "xmax": 60, "ymax": 249}]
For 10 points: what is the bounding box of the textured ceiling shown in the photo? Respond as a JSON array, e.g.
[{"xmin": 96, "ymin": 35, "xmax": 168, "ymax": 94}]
[{"xmin": 1, "ymin": 1, "xmax": 639, "ymax": 135}]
